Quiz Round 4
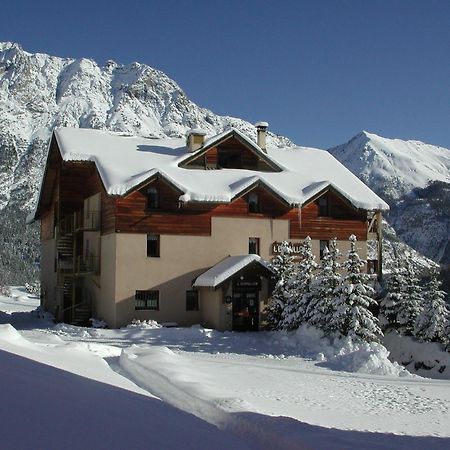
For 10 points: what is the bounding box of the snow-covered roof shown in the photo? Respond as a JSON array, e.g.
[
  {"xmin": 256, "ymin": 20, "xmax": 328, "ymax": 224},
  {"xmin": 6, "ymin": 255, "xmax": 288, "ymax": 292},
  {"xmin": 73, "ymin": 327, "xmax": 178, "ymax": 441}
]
[
  {"xmin": 53, "ymin": 127, "xmax": 389, "ymax": 211},
  {"xmin": 193, "ymin": 255, "xmax": 272, "ymax": 288}
]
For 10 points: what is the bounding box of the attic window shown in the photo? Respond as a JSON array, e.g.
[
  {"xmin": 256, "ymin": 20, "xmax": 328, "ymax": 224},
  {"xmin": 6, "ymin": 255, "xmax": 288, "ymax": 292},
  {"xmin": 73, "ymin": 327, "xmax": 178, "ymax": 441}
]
[
  {"xmin": 318, "ymin": 196, "xmax": 329, "ymax": 216},
  {"xmin": 248, "ymin": 193, "xmax": 260, "ymax": 213},
  {"xmin": 218, "ymin": 149, "xmax": 241, "ymax": 168},
  {"xmin": 147, "ymin": 187, "xmax": 159, "ymax": 209}
]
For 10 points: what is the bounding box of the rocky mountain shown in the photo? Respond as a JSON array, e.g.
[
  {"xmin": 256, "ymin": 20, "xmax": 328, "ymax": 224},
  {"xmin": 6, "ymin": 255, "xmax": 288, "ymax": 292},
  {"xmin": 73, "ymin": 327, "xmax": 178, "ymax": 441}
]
[
  {"xmin": 329, "ymin": 132, "xmax": 450, "ymax": 265},
  {"xmin": 0, "ymin": 42, "xmax": 445, "ymax": 285},
  {"xmin": 0, "ymin": 42, "xmax": 293, "ymax": 284}
]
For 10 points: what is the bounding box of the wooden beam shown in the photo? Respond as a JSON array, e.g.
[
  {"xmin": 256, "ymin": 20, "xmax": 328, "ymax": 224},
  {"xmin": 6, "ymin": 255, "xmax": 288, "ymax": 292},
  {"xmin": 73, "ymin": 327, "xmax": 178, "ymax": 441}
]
[{"xmin": 376, "ymin": 211, "xmax": 383, "ymax": 281}]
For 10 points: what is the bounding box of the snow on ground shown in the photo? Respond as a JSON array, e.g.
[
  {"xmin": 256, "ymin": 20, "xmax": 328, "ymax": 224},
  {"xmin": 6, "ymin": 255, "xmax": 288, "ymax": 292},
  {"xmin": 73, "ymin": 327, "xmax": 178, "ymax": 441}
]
[
  {"xmin": 1, "ymin": 291, "xmax": 450, "ymax": 449},
  {"xmin": 0, "ymin": 286, "xmax": 40, "ymax": 312}
]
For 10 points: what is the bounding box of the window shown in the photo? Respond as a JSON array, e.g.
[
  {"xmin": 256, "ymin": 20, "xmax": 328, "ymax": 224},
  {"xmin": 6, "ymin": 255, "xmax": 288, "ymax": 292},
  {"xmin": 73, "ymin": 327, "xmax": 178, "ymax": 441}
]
[
  {"xmin": 186, "ymin": 290, "xmax": 199, "ymax": 311},
  {"xmin": 146, "ymin": 186, "xmax": 159, "ymax": 209},
  {"xmin": 135, "ymin": 290, "xmax": 159, "ymax": 310},
  {"xmin": 218, "ymin": 150, "xmax": 241, "ymax": 168},
  {"xmin": 249, "ymin": 237, "xmax": 260, "ymax": 255},
  {"xmin": 320, "ymin": 240, "xmax": 330, "ymax": 259},
  {"xmin": 318, "ymin": 196, "xmax": 329, "ymax": 216},
  {"xmin": 147, "ymin": 234, "xmax": 160, "ymax": 257},
  {"xmin": 248, "ymin": 193, "xmax": 260, "ymax": 213}
]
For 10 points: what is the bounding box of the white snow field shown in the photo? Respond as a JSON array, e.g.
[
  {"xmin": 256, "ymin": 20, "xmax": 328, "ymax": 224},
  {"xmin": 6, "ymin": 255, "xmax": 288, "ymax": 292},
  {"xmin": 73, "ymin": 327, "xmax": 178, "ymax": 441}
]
[{"xmin": 1, "ymin": 290, "xmax": 450, "ymax": 450}]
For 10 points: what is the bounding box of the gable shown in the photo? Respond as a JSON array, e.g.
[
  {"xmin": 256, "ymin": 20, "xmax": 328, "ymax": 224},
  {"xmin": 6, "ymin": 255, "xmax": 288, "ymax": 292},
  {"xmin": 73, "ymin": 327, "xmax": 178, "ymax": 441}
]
[
  {"xmin": 305, "ymin": 187, "xmax": 368, "ymax": 219},
  {"xmin": 180, "ymin": 131, "xmax": 282, "ymax": 172}
]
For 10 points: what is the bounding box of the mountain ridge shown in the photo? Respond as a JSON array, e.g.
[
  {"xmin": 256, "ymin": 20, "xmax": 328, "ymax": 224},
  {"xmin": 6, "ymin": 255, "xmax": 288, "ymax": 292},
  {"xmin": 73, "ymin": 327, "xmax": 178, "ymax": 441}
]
[
  {"xmin": 0, "ymin": 41, "xmax": 446, "ymax": 283},
  {"xmin": 328, "ymin": 132, "xmax": 450, "ymax": 264}
]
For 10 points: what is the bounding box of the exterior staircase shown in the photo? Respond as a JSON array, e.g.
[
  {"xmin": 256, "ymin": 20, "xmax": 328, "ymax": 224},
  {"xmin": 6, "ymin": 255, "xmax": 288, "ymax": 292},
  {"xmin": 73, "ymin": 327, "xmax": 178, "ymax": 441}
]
[{"xmin": 56, "ymin": 213, "xmax": 95, "ymax": 326}]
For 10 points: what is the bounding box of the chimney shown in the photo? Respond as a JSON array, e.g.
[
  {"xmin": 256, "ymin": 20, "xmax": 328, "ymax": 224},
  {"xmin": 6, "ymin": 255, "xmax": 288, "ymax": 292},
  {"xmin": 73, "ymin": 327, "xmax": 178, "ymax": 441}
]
[
  {"xmin": 186, "ymin": 128, "xmax": 207, "ymax": 152},
  {"xmin": 255, "ymin": 121, "xmax": 269, "ymax": 152}
]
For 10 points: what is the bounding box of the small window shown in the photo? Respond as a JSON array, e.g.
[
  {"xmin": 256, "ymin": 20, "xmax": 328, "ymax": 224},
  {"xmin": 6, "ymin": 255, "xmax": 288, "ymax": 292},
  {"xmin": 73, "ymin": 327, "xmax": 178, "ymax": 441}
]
[
  {"xmin": 135, "ymin": 290, "xmax": 159, "ymax": 310},
  {"xmin": 218, "ymin": 150, "xmax": 241, "ymax": 168},
  {"xmin": 318, "ymin": 196, "xmax": 329, "ymax": 216},
  {"xmin": 320, "ymin": 240, "xmax": 330, "ymax": 259},
  {"xmin": 147, "ymin": 234, "xmax": 160, "ymax": 257},
  {"xmin": 249, "ymin": 237, "xmax": 260, "ymax": 255},
  {"xmin": 248, "ymin": 193, "xmax": 260, "ymax": 213},
  {"xmin": 146, "ymin": 186, "xmax": 159, "ymax": 209},
  {"xmin": 186, "ymin": 290, "xmax": 199, "ymax": 311}
]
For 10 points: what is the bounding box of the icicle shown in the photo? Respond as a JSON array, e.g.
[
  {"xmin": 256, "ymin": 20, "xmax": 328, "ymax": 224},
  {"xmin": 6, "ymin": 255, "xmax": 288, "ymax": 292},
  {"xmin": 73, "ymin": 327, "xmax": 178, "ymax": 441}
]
[{"xmin": 297, "ymin": 204, "xmax": 302, "ymax": 230}]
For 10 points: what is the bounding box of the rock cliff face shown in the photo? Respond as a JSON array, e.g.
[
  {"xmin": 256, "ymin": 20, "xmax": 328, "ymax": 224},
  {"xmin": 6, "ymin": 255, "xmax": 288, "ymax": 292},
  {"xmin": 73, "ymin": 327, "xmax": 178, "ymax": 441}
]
[{"xmin": 0, "ymin": 42, "xmax": 446, "ymax": 284}]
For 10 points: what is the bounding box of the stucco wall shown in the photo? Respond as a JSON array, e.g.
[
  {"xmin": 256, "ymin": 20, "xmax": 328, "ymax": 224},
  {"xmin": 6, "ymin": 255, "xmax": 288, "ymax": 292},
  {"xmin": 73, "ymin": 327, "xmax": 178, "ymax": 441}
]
[
  {"xmin": 112, "ymin": 217, "xmax": 289, "ymax": 327},
  {"xmin": 95, "ymin": 233, "xmax": 117, "ymax": 326},
  {"xmin": 97, "ymin": 216, "xmax": 369, "ymax": 328}
]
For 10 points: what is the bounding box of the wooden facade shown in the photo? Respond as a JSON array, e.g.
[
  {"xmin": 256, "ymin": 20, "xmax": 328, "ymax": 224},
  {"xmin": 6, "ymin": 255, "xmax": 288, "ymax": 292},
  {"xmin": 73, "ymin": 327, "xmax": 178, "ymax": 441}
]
[
  {"xmin": 37, "ymin": 133, "xmax": 368, "ymax": 243},
  {"xmin": 115, "ymin": 183, "xmax": 367, "ymax": 241},
  {"xmin": 183, "ymin": 136, "xmax": 277, "ymax": 172},
  {"xmin": 39, "ymin": 157, "xmax": 368, "ymax": 241}
]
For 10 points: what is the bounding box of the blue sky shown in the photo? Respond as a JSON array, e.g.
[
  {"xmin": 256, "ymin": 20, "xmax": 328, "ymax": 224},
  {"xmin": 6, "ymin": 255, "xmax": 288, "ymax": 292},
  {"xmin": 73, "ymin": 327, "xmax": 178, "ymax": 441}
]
[{"xmin": 1, "ymin": 0, "xmax": 449, "ymax": 149}]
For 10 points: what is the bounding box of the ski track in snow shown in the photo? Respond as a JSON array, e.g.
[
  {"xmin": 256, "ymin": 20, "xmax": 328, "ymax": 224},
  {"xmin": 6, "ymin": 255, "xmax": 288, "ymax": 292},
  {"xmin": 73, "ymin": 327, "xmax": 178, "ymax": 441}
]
[{"xmin": 2, "ymin": 293, "xmax": 450, "ymax": 449}]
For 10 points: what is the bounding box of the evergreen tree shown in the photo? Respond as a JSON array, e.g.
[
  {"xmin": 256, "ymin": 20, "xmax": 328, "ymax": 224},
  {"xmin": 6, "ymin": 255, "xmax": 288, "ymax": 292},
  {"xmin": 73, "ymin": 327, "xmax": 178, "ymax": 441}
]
[
  {"xmin": 414, "ymin": 271, "xmax": 449, "ymax": 342},
  {"xmin": 308, "ymin": 238, "xmax": 341, "ymax": 333},
  {"xmin": 266, "ymin": 241, "xmax": 296, "ymax": 330},
  {"xmin": 281, "ymin": 236, "xmax": 317, "ymax": 330},
  {"xmin": 331, "ymin": 235, "xmax": 383, "ymax": 343},
  {"xmin": 444, "ymin": 319, "xmax": 450, "ymax": 353},
  {"xmin": 379, "ymin": 266, "xmax": 407, "ymax": 332},
  {"xmin": 396, "ymin": 258, "xmax": 423, "ymax": 335}
]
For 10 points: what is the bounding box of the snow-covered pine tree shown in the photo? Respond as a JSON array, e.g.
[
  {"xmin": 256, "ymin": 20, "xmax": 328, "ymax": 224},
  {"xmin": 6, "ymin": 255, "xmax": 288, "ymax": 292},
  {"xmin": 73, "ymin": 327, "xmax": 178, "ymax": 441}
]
[
  {"xmin": 444, "ymin": 319, "xmax": 450, "ymax": 353},
  {"xmin": 396, "ymin": 258, "xmax": 423, "ymax": 336},
  {"xmin": 308, "ymin": 238, "xmax": 341, "ymax": 333},
  {"xmin": 414, "ymin": 271, "xmax": 449, "ymax": 343},
  {"xmin": 379, "ymin": 266, "xmax": 407, "ymax": 332},
  {"xmin": 265, "ymin": 241, "xmax": 296, "ymax": 330},
  {"xmin": 280, "ymin": 236, "xmax": 317, "ymax": 330},
  {"xmin": 331, "ymin": 235, "xmax": 383, "ymax": 343}
]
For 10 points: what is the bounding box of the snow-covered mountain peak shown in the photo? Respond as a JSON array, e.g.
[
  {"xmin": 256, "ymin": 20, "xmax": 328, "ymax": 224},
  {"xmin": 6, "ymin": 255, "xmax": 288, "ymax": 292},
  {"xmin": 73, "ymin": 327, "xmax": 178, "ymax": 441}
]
[{"xmin": 329, "ymin": 131, "xmax": 450, "ymax": 202}]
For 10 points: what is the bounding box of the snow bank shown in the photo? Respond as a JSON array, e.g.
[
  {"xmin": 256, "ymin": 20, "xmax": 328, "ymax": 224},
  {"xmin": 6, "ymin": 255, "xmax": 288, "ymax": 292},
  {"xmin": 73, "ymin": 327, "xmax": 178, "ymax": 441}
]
[
  {"xmin": 0, "ymin": 323, "xmax": 33, "ymax": 345},
  {"xmin": 273, "ymin": 325, "xmax": 412, "ymax": 377},
  {"xmin": 384, "ymin": 331, "xmax": 450, "ymax": 379}
]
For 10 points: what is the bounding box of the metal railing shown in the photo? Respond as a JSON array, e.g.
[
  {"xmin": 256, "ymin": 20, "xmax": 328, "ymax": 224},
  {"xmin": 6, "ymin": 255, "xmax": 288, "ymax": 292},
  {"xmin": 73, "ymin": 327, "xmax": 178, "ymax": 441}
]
[
  {"xmin": 75, "ymin": 252, "xmax": 100, "ymax": 275},
  {"xmin": 74, "ymin": 210, "xmax": 100, "ymax": 231},
  {"xmin": 57, "ymin": 210, "xmax": 100, "ymax": 236}
]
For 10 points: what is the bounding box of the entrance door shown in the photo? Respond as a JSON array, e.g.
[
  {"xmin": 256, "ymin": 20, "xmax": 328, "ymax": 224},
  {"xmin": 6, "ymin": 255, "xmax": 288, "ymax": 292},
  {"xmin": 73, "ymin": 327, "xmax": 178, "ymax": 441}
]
[{"xmin": 232, "ymin": 289, "xmax": 259, "ymax": 331}]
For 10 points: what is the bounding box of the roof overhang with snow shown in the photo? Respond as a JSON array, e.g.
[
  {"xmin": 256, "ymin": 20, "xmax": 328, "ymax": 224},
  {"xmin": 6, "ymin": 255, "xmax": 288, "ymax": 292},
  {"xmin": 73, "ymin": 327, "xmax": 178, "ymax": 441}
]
[
  {"xmin": 31, "ymin": 126, "xmax": 390, "ymax": 221},
  {"xmin": 193, "ymin": 255, "xmax": 273, "ymax": 289}
]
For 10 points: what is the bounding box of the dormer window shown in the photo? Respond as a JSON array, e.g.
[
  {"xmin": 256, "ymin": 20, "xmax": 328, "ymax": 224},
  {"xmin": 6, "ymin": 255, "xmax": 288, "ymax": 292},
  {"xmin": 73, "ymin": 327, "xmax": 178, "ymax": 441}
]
[
  {"xmin": 218, "ymin": 149, "xmax": 241, "ymax": 168},
  {"xmin": 147, "ymin": 186, "xmax": 159, "ymax": 209},
  {"xmin": 248, "ymin": 193, "xmax": 260, "ymax": 213}
]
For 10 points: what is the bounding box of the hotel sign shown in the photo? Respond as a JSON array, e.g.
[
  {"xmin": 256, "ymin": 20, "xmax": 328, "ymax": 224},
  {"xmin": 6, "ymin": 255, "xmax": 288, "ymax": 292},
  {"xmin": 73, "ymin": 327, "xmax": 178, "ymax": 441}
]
[{"xmin": 271, "ymin": 241, "xmax": 303, "ymax": 255}]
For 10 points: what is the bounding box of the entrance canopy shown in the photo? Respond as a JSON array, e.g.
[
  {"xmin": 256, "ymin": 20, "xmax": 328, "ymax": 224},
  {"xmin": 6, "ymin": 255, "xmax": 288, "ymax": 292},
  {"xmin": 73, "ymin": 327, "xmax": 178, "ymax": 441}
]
[{"xmin": 193, "ymin": 255, "xmax": 272, "ymax": 289}]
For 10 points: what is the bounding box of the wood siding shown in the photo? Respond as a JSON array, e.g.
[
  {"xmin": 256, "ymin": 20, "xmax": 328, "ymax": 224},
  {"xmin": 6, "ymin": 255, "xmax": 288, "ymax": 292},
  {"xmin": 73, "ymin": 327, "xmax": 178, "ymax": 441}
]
[
  {"xmin": 40, "ymin": 147, "xmax": 368, "ymax": 241},
  {"xmin": 287, "ymin": 192, "xmax": 367, "ymax": 240},
  {"xmin": 114, "ymin": 184, "xmax": 367, "ymax": 241},
  {"xmin": 116, "ymin": 178, "xmax": 211, "ymax": 235},
  {"xmin": 185, "ymin": 137, "xmax": 274, "ymax": 171},
  {"xmin": 40, "ymin": 206, "xmax": 55, "ymax": 241},
  {"xmin": 40, "ymin": 158, "xmax": 116, "ymax": 235}
]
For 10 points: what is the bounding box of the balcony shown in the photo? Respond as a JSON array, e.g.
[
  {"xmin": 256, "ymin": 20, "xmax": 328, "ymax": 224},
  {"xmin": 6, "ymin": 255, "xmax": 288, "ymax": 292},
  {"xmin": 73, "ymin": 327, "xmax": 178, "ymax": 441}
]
[
  {"xmin": 75, "ymin": 252, "xmax": 100, "ymax": 275},
  {"xmin": 74, "ymin": 210, "xmax": 100, "ymax": 231},
  {"xmin": 57, "ymin": 210, "xmax": 100, "ymax": 236}
]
